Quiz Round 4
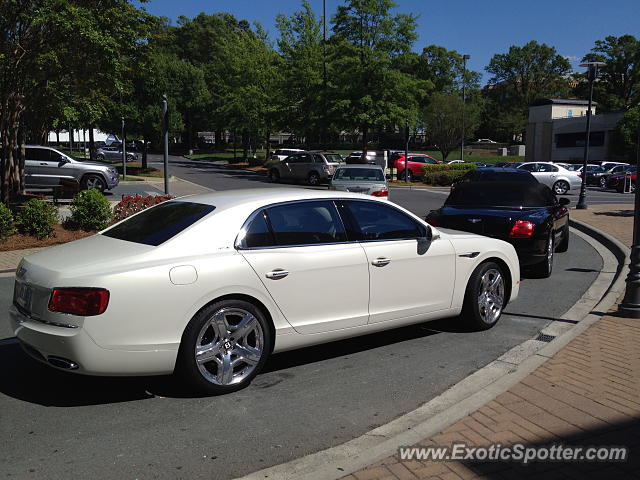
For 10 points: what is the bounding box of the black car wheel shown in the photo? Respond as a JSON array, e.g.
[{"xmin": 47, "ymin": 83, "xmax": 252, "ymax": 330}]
[
  {"xmin": 400, "ymin": 170, "xmax": 413, "ymax": 182},
  {"xmin": 599, "ymin": 176, "xmax": 607, "ymax": 188},
  {"xmin": 81, "ymin": 174, "xmax": 106, "ymax": 192},
  {"xmin": 553, "ymin": 180, "xmax": 569, "ymax": 195},
  {"xmin": 532, "ymin": 233, "xmax": 554, "ymax": 278},
  {"xmin": 308, "ymin": 171, "xmax": 320, "ymax": 186},
  {"xmin": 95, "ymin": 154, "xmax": 105, "ymax": 162},
  {"xmin": 556, "ymin": 222, "xmax": 569, "ymax": 253},
  {"xmin": 177, "ymin": 299, "xmax": 272, "ymax": 395},
  {"xmin": 461, "ymin": 261, "xmax": 506, "ymax": 331},
  {"xmin": 269, "ymin": 169, "xmax": 280, "ymax": 183}
]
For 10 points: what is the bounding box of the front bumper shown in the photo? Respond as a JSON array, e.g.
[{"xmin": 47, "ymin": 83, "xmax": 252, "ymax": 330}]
[
  {"xmin": 9, "ymin": 305, "xmax": 177, "ymax": 376},
  {"xmin": 106, "ymin": 172, "xmax": 119, "ymax": 189}
]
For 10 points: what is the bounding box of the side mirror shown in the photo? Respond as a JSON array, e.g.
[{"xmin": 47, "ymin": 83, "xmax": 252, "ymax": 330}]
[
  {"xmin": 558, "ymin": 197, "xmax": 570, "ymax": 206},
  {"xmin": 417, "ymin": 227, "xmax": 434, "ymax": 255}
]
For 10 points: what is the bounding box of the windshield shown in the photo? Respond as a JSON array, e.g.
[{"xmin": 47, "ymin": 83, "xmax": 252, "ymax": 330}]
[
  {"xmin": 323, "ymin": 154, "xmax": 344, "ymax": 163},
  {"xmin": 103, "ymin": 201, "xmax": 215, "ymax": 246},
  {"xmin": 333, "ymin": 167, "xmax": 385, "ymax": 181}
]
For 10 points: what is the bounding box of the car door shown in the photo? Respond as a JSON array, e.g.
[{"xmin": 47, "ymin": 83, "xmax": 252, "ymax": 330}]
[
  {"xmin": 342, "ymin": 200, "xmax": 456, "ymax": 324},
  {"xmin": 24, "ymin": 147, "xmax": 48, "ymax": 186},
  {"xmin": 289, "ymin": 153, "xmax": 313, "ymax": 181},
  {"xmin": 238, "ymin": 200, "xmax": 370, "ymax": 334},
  {"xmin": 537, "ymin": 163, "xmax": 559, "ymax": 187},
  {"xmin": 37, "ymin": 150, "xmax": 76, "ymax": 186},
  {"xmin": 278, "ymin": 155, "xmax": 296, "ymax": 180}
]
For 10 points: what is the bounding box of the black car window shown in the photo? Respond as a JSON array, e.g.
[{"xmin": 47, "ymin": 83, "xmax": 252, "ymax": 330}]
[
  {"xmin": 265, "ymin": 201, "xmax": 346, "ymax": 246},
  {"xmin": 344, "ymin": 201, "xmax": 424, "ymax": 241},
  {"xmin": 409, "ymin": 156, "xmax": 425, "ymax": 163},
  {"xmin": 518, "ymin": 163, "xmax": 537, "ymax": 172},
  {"xmin": 538, "ymin": 164, "xmax": 558, "ymax": 172},
  {"xmin": 103, "ymin": 201, "xmax": 215, "ymax": 246},
  {"xmin": 312, "ymin": 154, "xmax": 324, "ymax": 163},
  {"xmin": 240, "ymin": 210, "xmax": 274, "ymax": 248},
  {"xmin": 25, "ymin": 148, "xmax": 50, "ymax": 161}
]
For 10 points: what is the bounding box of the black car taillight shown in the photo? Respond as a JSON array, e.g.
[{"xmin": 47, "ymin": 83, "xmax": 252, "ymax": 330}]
[
  {"xmin": 48, "ymin": 288, "xmax": 110, "ymax": 316},
  {"xmin": 509, "ymin": 220, "xmax": 534, "ymax": 238}
]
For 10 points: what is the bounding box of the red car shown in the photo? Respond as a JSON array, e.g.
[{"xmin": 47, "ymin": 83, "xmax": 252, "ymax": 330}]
[
  {"xmin": 392, "ymin": 153, "xmax": 440, "ymax": 181},
  {"xmin": 611, "ymin": 171, "xmax": 636, "ymax": 193}
]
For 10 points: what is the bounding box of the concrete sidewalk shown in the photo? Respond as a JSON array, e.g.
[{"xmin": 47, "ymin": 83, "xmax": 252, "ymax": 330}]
[{"xmin": 344, "ymin": 205, "xmax": 638, "ymax": 479}]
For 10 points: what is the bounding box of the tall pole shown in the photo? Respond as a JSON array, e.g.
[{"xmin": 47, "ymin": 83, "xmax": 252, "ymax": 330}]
[
  {"xmin": 162, "ymin": 95, "xmax": 170, "ymax": 195},
  {"xmin": 404, "ymin": 119, "xmax": 409, "ymax": 183},
  {"xmin": 619, "ymin": 118, "xmax": 640, "ymax": 318},
  {"xmin": 461, "ymin": 54, "xmax": 470, "ymax": 162},
  {"xmin": 576, "ymin": 61, "xmax": 604, "ymax": 210},
  {"xmin": 121, "ymin": 117, "xmax": 127, "ymax": 180},
  {"xmin": 322, "ymin": 0, "xmax": 327, "ymax": 146}
]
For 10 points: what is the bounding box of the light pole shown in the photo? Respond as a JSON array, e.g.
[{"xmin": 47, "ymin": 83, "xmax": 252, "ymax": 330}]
[
  {"xmin": 404, "ymin": 119, "xmax": 409, "ymax": 183},
  {"xmin": 162, "ymin": 95, "xmax": 170, "ymax": 195},
  {"xmin": 619, "ymin": 118, "xmax": 640, "ymax": 318},
  {"xmin": 121, "ymin": 117, "xmax": 127, "ymax": 180},
  {"xmin": 461, "ymin": 54, "xmax": 470, "ymax": 162},
  {"xmin": 576, "ymin": 61, "xmax": 605, "ymax": 210}
]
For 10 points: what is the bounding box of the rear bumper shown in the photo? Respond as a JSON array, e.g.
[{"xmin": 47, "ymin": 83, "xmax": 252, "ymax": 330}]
[
  {"xmin": 9, "ymin": 305, "xmax": 177, "ymax": 376},
  {"xmin": 511, "ymin": 238, "xmax": 548, "ymax": 266}
]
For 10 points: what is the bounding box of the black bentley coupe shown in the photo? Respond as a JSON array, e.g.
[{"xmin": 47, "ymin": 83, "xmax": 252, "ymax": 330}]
[{"xmin": 426, "ymin": 181, "xmax": 570, "ymax": 278}]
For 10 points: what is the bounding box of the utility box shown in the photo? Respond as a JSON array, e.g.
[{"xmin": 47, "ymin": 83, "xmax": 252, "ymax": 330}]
[
  {"xmin": 509, "ymin": 145, "xmax": 526, "ymax": 156},
  {"xmin": 498, "ymin": 148, "xmax": 508, "ymax": 156}
]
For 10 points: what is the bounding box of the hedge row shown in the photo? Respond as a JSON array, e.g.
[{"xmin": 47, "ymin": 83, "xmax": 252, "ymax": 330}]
[{"xmin": 422, "ymin": 163, "xmax": 477, "ymax": 172}]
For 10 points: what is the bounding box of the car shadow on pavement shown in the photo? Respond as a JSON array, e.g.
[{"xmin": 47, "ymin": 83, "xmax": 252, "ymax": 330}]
[{"xmin": 0, "ymin": 316, "xmax": 477, "ymax": 406}]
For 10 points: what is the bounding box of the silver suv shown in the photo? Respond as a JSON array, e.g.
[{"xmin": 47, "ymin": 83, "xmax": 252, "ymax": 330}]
[
  {"xmin": 95, "ymin": 146, "xmax": 139, "ymax": 163},
  {"xmin": 268, "ymin": 151, "xmax": 344, "ymax": 185},
  {"xmin": 25, "ymin": 145, "xmax": 119, "ymax": 192}
]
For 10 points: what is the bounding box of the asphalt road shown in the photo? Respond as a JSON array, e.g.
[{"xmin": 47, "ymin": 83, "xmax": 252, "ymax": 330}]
[{"xmin": 0, "ymin": 154, "xmax": 604, "ymax": 479}]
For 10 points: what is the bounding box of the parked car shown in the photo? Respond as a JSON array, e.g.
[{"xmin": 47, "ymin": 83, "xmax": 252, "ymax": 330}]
[
  {"xmin": 447, "ymin": 160, "xmax": 465, "ymax": 164},
  {"xmin": 599, "ymin": 161, "xmax": 629, "ymax": 171},
  {"xmin": 268, "ymin": 151, "xmax": 342, "ymax": 185},
  {"xmin": 269, "ymin": 148, "xmax": 305, "ymax": 163},
  {"xmin": 495, "ymin": 161, "xmax": 523, "ymax": 168},
  {"xmin": 426, "ymin": 181, "xmax": 570, "ymax": 278},
  {"xmin": 329, "ymin": 165, "xmax": 389, "ymax": 199},
  {"xmin": 392, "ymin": 153, "xmax": 440, "ymax": 181},
  {"xmin": 95, "ymin": 146, "xmax": 138, "ymax": 163},
  {"xmin": 24, "ymin": 145, "xmax": 119, "ymax": 192},
  {"xmin": 608, "ymin": 166, "xmax": 637, "ymax": 192},
  {"xmin": 11, "ymin": 189, "xmax": 520, "ymax": 394},
  {"xmin": 517, "ymin": 162, "xmax": 581, "ymax": 195},
  {"xmin": 594, "ymin": 164, "xmax": 634, "ymax": 188},
  {"xmin": 453, "ymin": 167, "xmax": 538, "ymax": 187},
  {"xmin": 476, "ymin": 139, "xmax": 497, "ymax": 143},
  {"xmin": 344, "ymin": 151, "xmax": 387, "ymax": 166}
]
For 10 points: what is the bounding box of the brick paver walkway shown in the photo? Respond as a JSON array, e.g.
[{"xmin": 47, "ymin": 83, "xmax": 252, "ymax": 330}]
[{"xmin": 346, "ymin": 206, "xmax": 638, "ymax": 479}]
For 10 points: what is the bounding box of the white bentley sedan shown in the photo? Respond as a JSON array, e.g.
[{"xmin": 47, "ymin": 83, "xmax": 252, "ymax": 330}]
[{"xmin": 10, "ymin": 189, "xmax": 519, "ymax": 394}]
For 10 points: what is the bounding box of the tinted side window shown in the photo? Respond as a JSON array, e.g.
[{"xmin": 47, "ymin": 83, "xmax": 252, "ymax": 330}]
[
  {"xmin": 538, "ymin": 164, "xmax": 558, "ymax": 172},
  {"xmin": 241, "ymin": 210, "xmax": 274, "ymax": 248},
  {"xmin": 103, "ymin": 201, "xmax": 215, "ymax": 246},
  {"xmin": 25, "ymin": 148, "xmax": 50, "ymax": 161},
  {"xmin": 345, "ymin": 201, "xmax": 424, "ymax": 241},
  {"xmin": 266, "ymin": 201, "xmax": 346, "ymax": 246},
  {"xmin": 519, "ymin": 164, "xmax": 537, "ymax": 172}
]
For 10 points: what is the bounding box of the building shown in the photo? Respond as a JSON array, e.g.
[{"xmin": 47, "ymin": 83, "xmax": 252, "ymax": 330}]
[{"xmin": 526, "ymin": 98, "xmax": 625, "ymax": 164}]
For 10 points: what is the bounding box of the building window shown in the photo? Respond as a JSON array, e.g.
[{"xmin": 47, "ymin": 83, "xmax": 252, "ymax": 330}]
[{"xmin": 555, "ymin": 131, "xmax": 605, "ymax": 148}]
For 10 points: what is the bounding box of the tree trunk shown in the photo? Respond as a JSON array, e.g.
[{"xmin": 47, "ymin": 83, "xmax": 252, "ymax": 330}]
[
  {"xmin": 242, "ymin": 132, "xmax": 249, "ymax": 162},
  {"xmin": 215, "ymin": 129, "xmax": 222, "ymax": 152},
  {"xmin": 1, "ymin": 93, "xmax": 24, "ymax": 203},
  {"xmin": 142, "ymin": 135, "xmax": 148, "ymax": 169},
  {"xmin": 69, "ymin": 127, "xmax": 74, "ymax": 152},
  {"xmin": 361, "ymin": 126, "xmax": 368, "ymax": 161},
  {"xmin": 56, "ymin": 129, "xmax": 60, "ymax": 146},
  {"xmin": 88, "ymin": 127, "xmax": 95, "ymax": 161},
  {"xmin": 264, "ymin": 131, "xmax": 271, "ymax": 161}
]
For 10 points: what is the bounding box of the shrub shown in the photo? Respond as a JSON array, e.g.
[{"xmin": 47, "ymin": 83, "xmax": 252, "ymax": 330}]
[
  {"xmin": 422, "ymin": 163, "xmax": 477, "ymax": 173},
  {"xmin": 112, "ymin": 194, "xmax": 173, "ymax": 222},
  {"xmin": 69, "ymin": 189, "xmax": 113, "ymax": 231},
  {"xmin": 422, "ymin": 170, "xmax": 470, "ymax": 186},
  {"xmin": 15, "ymin": 199, "xmax": 58, "ymax": 239},
  {"xmin": 0, "ymin": 203, "xmax": 15, "ymax": 241}
]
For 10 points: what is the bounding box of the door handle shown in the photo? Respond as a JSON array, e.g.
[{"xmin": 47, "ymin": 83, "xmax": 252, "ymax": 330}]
[
  {"xmin": 266, "ymin": 269, "xmax": 289, "ymax": 280},
  {"xmin": 372, "ymin": 257, "xmax": 391, "ymax": 267},
  {"xmin": 40, "ymin": 163, "xmax": 47, "ymax": 165}
]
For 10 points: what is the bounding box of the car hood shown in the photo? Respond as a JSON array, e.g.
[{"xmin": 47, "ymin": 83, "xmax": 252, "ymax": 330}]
[
  {"xmin": 330, "ymin": 181, "xmax": 387, "ymax": 194},
  {"xmin": 75, "ymin": 160, "xmax": 115, "ymax": 168}
]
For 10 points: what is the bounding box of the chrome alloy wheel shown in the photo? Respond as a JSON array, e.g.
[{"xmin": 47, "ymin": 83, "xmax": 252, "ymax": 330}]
[
  {"xmin": 194, "ymin": 307, "xmax": 264, "ymax": 386},
  {"xmin": 477, "ymin": 269, "xmax": 504, "ymax": 325}
]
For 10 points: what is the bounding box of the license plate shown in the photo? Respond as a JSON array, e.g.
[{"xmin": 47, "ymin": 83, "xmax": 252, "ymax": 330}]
[{"xmin": 14, "ymin": 281, "xmax": 33, "ymax": 312}]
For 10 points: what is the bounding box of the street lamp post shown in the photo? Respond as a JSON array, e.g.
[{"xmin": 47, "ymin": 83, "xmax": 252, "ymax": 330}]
[
  {"xmin": 461, "ymin": 54, "xmax": 470, "ymax": 162},
  {"xmin": 404, "ymin": 119, "xmax": 409, "ymax": 183},
  {"xmin": 121, "ymin": 117, "xmax": 127, "ymax": 180},
  {"xmin": 619, "ymin": 118, "xmax": 640, "ymax": 318},
  {"xmin": 576, "ymin": 61, "xmax": 605, "ymax": 210},
  {"xmin": 162, "ymin": 95, "xmax": 170, "ymax": 195}
]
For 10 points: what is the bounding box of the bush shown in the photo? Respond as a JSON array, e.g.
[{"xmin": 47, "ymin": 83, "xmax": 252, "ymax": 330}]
[
  {"xmin": 0, "ymin": 203, "xmax": 15, "ymax": 241},
  {"xmin": 113, "ymin": 195, "xmax": 173, "ymax": 222},
  {"xmin": 422, "ymin": 170, "xmax": 470, "ymax": 186},
  {"xmin": 423, "ymin": 163, "xmax": 477, "ymax": 173},
  {"xmin": 69, "ymin": 189, "xmax": 113, "ymax": 231},
  {"xmin": 15, "ymin": 199, "xmax": 58, "ymax": 239}
]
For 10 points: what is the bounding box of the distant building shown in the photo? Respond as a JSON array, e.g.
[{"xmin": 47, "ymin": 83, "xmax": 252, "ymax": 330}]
[{"xmin": 526, "ymin": 98, "xmax": 625, "ymax": 164}]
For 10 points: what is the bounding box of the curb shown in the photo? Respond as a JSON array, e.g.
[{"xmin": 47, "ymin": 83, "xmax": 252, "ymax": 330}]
[{"xmin": 237, "ymin": 223, "xmax": 630, "ymax": 480}]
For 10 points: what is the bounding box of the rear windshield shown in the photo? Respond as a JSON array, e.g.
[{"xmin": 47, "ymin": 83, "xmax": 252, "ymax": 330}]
[
  {"xmin": 323, "ymin": 154, "xmax": 344, "ymax": 163},
  {"xmin": 446, "ymin": 187, "xmax": 552, "ymax": 207},
  {"xmin": 334, "ymin": 168, "xmax": 385, "ymax": 181},
  {"xmin": 103, "ymin": 201, "xmax": 215, "ymax": 246}
]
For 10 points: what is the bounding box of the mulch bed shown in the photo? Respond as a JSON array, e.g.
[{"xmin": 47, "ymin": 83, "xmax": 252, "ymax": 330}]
[{"xmin": 0, "ymin": 225, "xmax": 95, "ymax": 252}]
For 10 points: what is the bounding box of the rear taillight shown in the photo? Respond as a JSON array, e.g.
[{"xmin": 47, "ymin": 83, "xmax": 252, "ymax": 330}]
[
  {"xmin": 509, "ymin": 220, "xmax": 535, "ymax": 238},
  {"xmin": 48, "ymin": 288, "xmax": 110, "ymax": 316},
  {"xmin": 371, "ymin": 190, "xmax": 389, "ymax": 197},
  {"xmin": 577, "ymin": 173, "xmax": 582, "ymax": 178}
]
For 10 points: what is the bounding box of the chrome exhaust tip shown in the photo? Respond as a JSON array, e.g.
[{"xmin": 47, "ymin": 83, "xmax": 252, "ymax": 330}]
[{"xmin": 47, "ymin": 356, "xmax": 79, "ymax": 370}]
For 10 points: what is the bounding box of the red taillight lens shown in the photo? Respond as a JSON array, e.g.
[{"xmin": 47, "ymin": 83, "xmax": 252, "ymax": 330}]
[
  {"xmin": 371, "ymin": 190, "xmax": 389, "ymax": 197},
  {"xmin": 48, "ymin": 288, "xmax": 110, "ymax": 316},
  {"xmin": 509, "ymin": 220, "xmax": 535, "ymax": 238}
]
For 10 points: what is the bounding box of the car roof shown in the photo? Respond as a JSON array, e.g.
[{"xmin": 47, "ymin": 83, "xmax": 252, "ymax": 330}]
[
  {"xmin": 475, "ymin": 167, "xmax": 528, "ymax": 173},
  {"xmin": 335, "ymin": 164, "xmax": 384, "ymax": 169},
  {"xmin": 452, "ymin": 180, "xmax": 551, "ymax": 195}
]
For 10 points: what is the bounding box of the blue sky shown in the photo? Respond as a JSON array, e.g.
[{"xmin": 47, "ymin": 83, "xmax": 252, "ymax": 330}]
[{"xmin": 138, "ymin": 0, "xmax": 640, "ymax": 81}]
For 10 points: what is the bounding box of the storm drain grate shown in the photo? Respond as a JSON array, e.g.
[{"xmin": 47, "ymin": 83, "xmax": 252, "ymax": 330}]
[{"xmin": 536, "ymin": 333, "xmax": 556, "ymax": 343}]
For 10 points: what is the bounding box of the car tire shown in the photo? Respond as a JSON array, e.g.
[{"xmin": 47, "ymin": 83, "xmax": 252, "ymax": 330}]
[
  {"xmin": 81, "ymin": 174, "xmax": 106, "ymax": 192},
  {"xmin": 95, "ymin": 154, "xmax": 105, "ymax": 162},
  {"xmin": 126, "ymin": 154, "xmax": 136, "ymax": 163},
  {"xmin": 400, "ymin": 170, "xmax": 413, "ymax": 182},
  {"xmin": 599, "ymin": 177, "xmax": 607, "ymax": 188},
  {"xmin": 555, "ymin": 222, "xmax": 569, "ymax": 253},
  {"xmin": 308, "ymin": 171, "xmax": 320, "ymax": 186},
  {"xmin": 532, "ymin": 233, "xmax": 554, "ymax": 278},
  {"xmin": 269, "ymin": 169, "xmax": 280, "ymax": 183},
  {"xmin": 553, "ymin": 180, "xmax": 569, "ymax": 195},
  {"xmin": 461, "ymin": 261, "xmax": 506, "ymax": 331},
  {"xmin": 177, "ymin": 299, "xmax": 272, "ymax": 395}
]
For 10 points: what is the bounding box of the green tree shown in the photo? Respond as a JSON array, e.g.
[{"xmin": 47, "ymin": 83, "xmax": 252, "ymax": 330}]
[
  {"xmin": 611, "ymin": 106, "xmax": 640, "ymax": 160},
  {"xmin": 330, "ymin": 0, "xmax": 426, "ymax": 152},
  {"xmin": 414, "ymin": 45, "xmax": 481, "ymax": 94},
  {"xmin": 421, "ymin": 92, "xmax": 480, "ymax": 160},
  {"xmin": 483, "ymin": 41, "xmax": 571, "ymax": 142},
  {"xmin": 578, "ymin": 35, "xmax": 640, "ymax": 112}
]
